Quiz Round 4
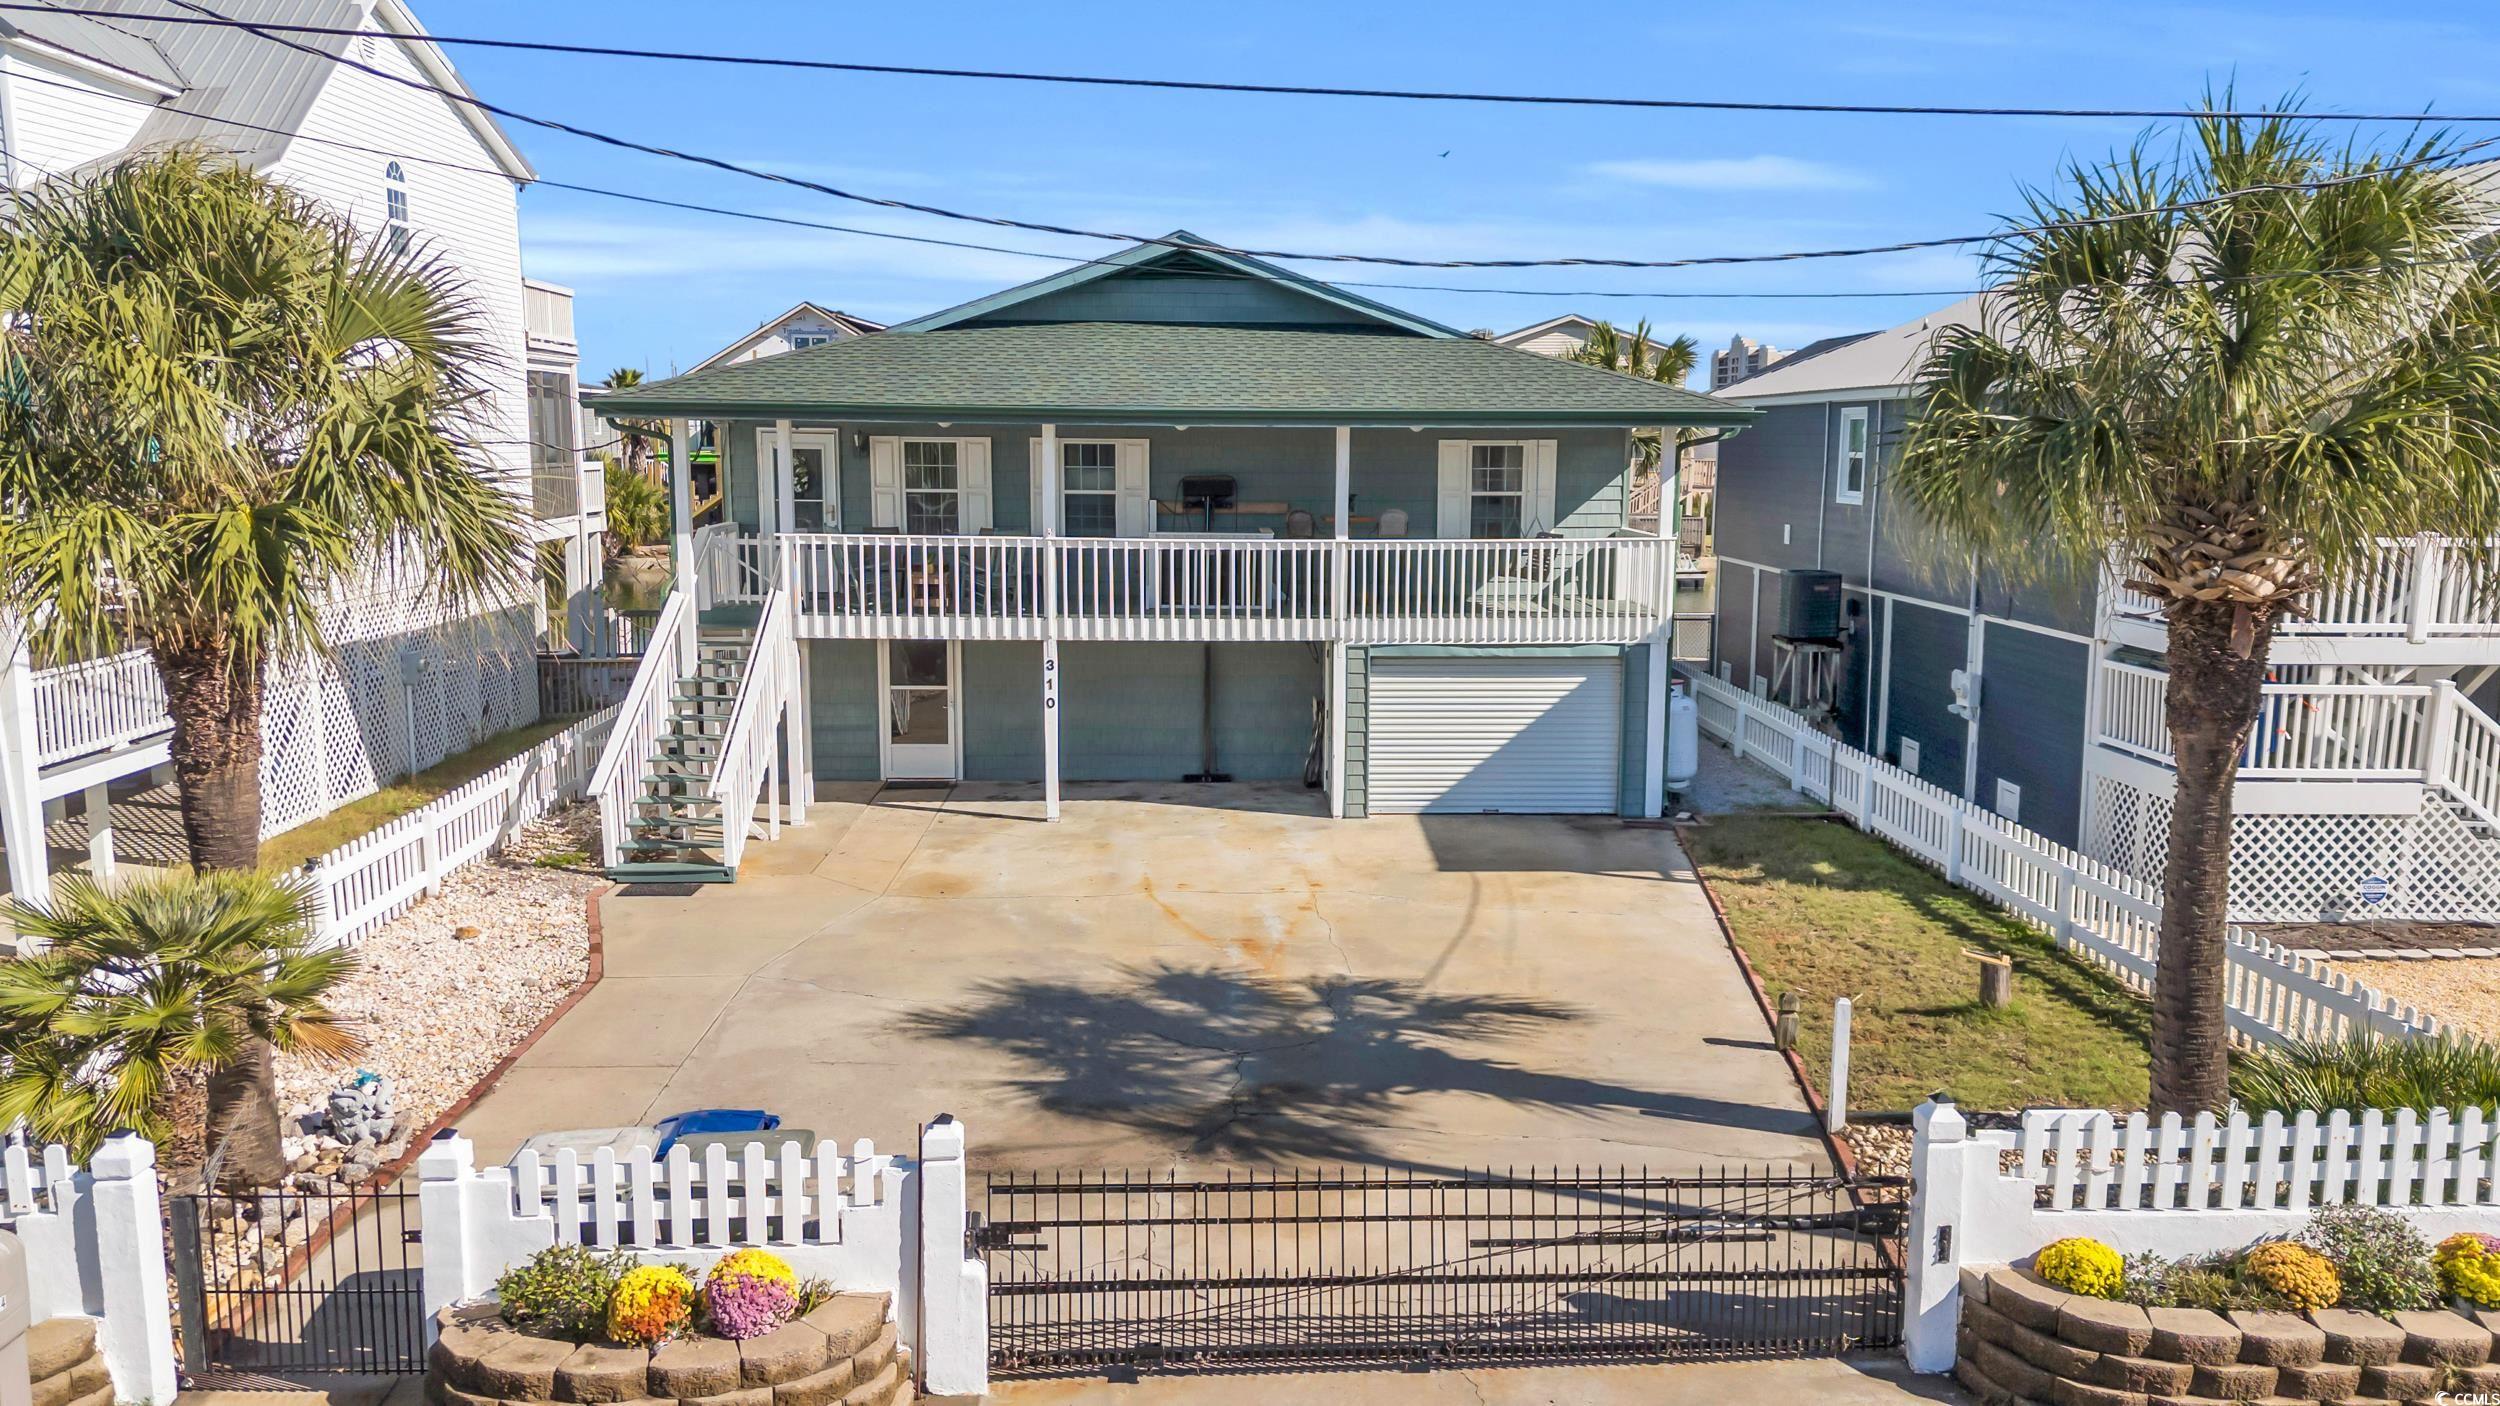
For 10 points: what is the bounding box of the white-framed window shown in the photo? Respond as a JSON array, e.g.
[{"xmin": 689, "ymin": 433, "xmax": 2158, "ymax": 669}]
[
  {"xmin": 1469, "ymin": 442, "xmax": 1528, "ymax": 538},
  {"xmin": 1834, "ymin": 406, "xmax": 1868, "ymax": 505},
  {"xmin": 901, "ymin": 439, "xmax": 960, "ymax": 533},
  {"xmin": 1059, "ymin": 441, "xmax": 1119, "ymax": 537},
  {"xmin": 383, "ymin": 161, "xmax": 409, "ymax": 254},
  {"xmin": 788, "ymin": 330, "xmax": 834, "ymax": 351}
]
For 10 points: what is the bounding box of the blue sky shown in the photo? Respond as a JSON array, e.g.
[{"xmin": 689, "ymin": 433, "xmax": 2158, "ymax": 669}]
[{"xmin": 421, "ymin": 0, "xmax": 2500, "ymax": 383}]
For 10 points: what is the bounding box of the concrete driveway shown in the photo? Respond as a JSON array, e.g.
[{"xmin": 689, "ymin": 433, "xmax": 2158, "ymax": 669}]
[{"xmin": 453, "ymin": 783, "xmax": 1824, "ymax": 1173}]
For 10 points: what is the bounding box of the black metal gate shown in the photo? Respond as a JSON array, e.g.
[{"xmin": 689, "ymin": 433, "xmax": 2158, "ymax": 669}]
[
  {"xmin": 169, "ymin": 1188, "xmax": 427, "ymax": 1385},
  {"xmin": 976, "ymin": 1166, "xmax": 1903, "ymax": 1377}
]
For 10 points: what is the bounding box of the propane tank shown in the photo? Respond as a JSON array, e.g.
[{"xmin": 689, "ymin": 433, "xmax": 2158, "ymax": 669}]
[{"xmin": 1666, "ymin": 680, "xmax": 1700, "ymax": 792}]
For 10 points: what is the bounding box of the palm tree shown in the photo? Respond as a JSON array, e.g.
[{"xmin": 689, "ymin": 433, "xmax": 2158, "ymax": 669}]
[
  {"xmin": 0, "ymin": 149, "xmax": 526, "ymax": 874},
  {"xmin": 0, "ymin": 871, "xmax": 363, "ymax": 1185},
  {"xmin": 1571, "ymin": 321, "xmax": 1701, "ymax": 471},
  {"xmin": 1896, "ymin": 104, "xmax": 2500, "ymax": 1113},
  {"xmin": 600, "ymin": 367, "xmax": 662, "ymax": 481}
]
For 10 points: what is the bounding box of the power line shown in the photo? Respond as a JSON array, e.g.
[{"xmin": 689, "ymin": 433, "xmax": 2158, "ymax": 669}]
[
  {"xmin": 9, "ymin": 1, "xmax": 2500, "ymax": 126},
  {"xmin": 11, "ymin": 61, "xmax": 2491, "ymax": 318},
  {"xmin": 68, "ymin": 0, "xmax": 2500, "ymax": 274}
]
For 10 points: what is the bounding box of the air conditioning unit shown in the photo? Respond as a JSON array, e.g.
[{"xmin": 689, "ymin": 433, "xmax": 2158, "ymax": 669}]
[{"xmin": 1776, "ymin": 569, "xmax": 1844, "ymax": 641}]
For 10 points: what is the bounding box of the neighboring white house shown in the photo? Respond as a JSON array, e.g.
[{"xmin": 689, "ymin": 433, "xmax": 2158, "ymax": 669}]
[
  {"xmin": 0, "ymin": 0, "xmax": 598, "ymax": 900},
  {"xmin": 1491, "ymin": 313, "xmax": 1603, "ymax": 358},
  {"xmin": 689, "ymin": 301, "xmax": 886, "ymax": 372}
]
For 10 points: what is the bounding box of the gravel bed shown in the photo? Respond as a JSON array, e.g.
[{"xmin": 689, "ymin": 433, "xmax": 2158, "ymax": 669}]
[
  {"xmin": 273, "ymin": 803, "xmax": 602, "ymax": 1145},
  {"xmin": 2246, "ymin": 918, "xmax": 2500, "ymax": 957},
  {"xmin": 2324, "ymin": 955, "xmax": 2500, "ymax": 1043}
]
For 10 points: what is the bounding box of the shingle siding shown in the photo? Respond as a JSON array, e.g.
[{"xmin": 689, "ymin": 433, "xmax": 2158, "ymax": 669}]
[{"xmin": 1973, "ymin": 623, "xmax": 2089, "ymax": 845}]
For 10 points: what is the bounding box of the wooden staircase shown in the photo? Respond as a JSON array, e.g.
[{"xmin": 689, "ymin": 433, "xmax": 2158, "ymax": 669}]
[{"xmin": 608, "ymin": 611, "xmax": 759, "ymax": 883}]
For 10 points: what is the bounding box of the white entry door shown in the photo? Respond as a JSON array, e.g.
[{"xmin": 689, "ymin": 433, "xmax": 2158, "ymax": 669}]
[
  {"xmin": 880, "ymin": 640, "xmax": 961, "ymax": 779},
  {"xmin": 755, "ymin": 428, "xmax": 839, "ymax": 532},
  {"xmin": 1368, "ymin": 656, "xmax": 1622, "ymax": 813}
]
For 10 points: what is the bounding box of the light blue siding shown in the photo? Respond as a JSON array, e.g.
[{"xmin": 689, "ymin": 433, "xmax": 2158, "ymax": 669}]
[
  {"xmin": 805, "ymin": 640, "xmax": 879, "ymax": 781},
  {"xmin": 717, "ymin": 421, "xmax": 1634, "ymax": 540},
  {"xmin": 955, "ymin": 265, "xmax": 1410, "ymax": 330}
]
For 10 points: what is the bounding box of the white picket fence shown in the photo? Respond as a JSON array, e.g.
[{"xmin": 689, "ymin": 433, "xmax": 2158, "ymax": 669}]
[
  {"xmin": 1687, "ymin": 671, "xmax": 2442, "ymax": 1050},
  {"xmin": 419, "ymin": 1121, "xmax": 988, "ymax": 1397},
  {"xmin": 301, "ymin": 706, "xmax": 616, "ymax": 946},
  {"xmin": 0, "ymin": 1136, "xmax": 178, "ymax": 1404},
  {"xmin": 1905, "ymin": 1095, "xmax": 2500, "ymax": 1373},
  {"xmin": 1998, "ymin": 1104, "xmax": 2500, "ymax": 1213}
]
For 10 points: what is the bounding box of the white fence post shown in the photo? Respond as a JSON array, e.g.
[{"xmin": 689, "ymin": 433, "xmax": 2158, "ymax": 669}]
[
  {"xmin": 1904, "ymin": 1096, "xmax": 2039, "ymax": 1373},
  {"xmin": 418, "ymin": 1133, "xmax": 553, "ymax": 1338},
  {"xmin": 88, "ymin": 1134, "xmax": 179, "ymax": 1406},
  {"xmin": 1826, "ymin": 998, "xmax": 1852, "ymax": 1134},
  {"xmin": 915, "ymin": 1117, "xmax": 987, "ymax": 1399}
]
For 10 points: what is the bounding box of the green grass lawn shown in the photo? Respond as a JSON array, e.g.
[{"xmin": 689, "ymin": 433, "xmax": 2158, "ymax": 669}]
[
  {"xmin": 258, "ymin": 714, "xmax": 586, "ymax": 872},
  {"xmin": 1681, "ymin": 814, "xmax": 2150, "ymax": 1113}
]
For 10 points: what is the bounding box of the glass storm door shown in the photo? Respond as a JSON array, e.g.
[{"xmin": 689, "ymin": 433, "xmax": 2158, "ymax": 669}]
[{"xmin": 882, "ymin": 640, "xmax": 958, "ymax": 779}]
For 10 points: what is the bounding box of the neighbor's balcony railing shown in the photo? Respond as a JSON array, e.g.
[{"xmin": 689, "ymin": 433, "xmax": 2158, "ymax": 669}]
[
  {"xmin": 532, "ymin": 459, "xmax": 605, "ymax": 522},
  {"xmin": 2094, "ymin": 660, "xmax": 2494, "ymax": 813},
  {"xmin": 31, "ymin": 649, "xmax": 170, "ymax": 767},
  {"xmin": 697, "ymin": 531, "xmax": 1675, "ymax": 645},
  {"xmin": 2105, "ymin": 537, "xmax": 2500, "ymax": 643}
]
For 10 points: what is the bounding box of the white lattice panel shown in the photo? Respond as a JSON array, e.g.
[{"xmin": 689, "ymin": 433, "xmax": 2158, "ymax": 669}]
[
  {"xmin": 2085, "ymin": 774, "xmax": 2500, "ymax": 922},
  {"xmin": 257, "ymin": 561, "xmax": 537, "ymax": 840}
]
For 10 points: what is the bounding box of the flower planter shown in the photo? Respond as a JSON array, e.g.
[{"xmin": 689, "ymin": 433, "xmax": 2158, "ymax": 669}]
[{"xmin": 427, "ymin": 1291, "xmax": 911, "ymax": 1406}]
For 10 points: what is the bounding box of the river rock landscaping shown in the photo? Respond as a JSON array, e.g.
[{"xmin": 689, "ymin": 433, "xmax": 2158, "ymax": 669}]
[{"xmin": 270, "ymin": 802, "xmax": 600, "ymax": 1192}]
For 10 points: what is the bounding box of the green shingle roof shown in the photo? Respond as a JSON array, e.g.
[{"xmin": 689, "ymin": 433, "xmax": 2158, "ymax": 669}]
[{"xmin": 592, "ymin": 322, "xmax": 1753, "ymax": 428}]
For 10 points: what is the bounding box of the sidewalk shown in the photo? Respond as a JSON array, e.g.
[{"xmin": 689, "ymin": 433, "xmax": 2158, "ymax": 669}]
[{"xmin": 179, "ymin": 1356, "xmax": 1965, "ymax": 1406}]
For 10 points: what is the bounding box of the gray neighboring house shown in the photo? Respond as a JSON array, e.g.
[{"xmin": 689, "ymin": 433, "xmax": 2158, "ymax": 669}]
[{"xmin": 1707, "ymin": 296, "xmax": 2500, "ymax": 922}]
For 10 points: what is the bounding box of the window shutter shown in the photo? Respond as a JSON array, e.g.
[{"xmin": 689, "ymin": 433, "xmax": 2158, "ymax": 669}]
[
  {"xmin": 867, "ymin": 436, "xmax": 901, "ymax": 528},
  {"xmin": 1435, "ymin": 440, "xmax": 1470, "ymax": 538},
  {"xmin": 1116, "ymin": 439, "xmax": 1153, "ymax": 538},
  {"xmin": 1530, "ymin": 440, "xmax": 1559, "ymax": 534},
  {"xmin": 1027, "ymin": 438, "xmax": 1046, "ymax": 534},
  {"xmin": 960, "ymin": 438, "xmax": 993, "ymax": 533}
]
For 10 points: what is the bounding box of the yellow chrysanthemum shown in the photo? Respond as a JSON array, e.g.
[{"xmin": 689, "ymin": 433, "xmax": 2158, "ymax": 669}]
[
  {"xmin": 707, "ymin": 1248, "xmax": 798, "ymax": 1292},
  {"xmin": 2034, "ymin": 1237, "xmax": 2125, "ymax": 1300},
  {"xmin": 2244, "ymin": 1242, "xmax": 2341, "ymax": 1311},
  {"xmin": 2436, "ymin": 1233, "xmax": 2500, "ymax": 1309},
  {"xmin": 606, "ymin": 1264, "xmax": 695, "ymax": 1346}
]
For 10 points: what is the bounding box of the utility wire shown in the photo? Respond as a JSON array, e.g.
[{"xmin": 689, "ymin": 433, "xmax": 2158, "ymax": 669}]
[
  {"xmin": 66, "ymin": 0, "xmax": 2500, "ymax": 274},
  {"xmin": 3, "ymin": 51, "xmax": 2489, "ymax": 310},
  {"xmin": 9, "ymin": 1, "xmax": 2500, "ymax": 126}
]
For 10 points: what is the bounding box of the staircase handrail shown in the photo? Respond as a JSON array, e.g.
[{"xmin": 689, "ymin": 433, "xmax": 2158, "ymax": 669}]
[
  {"xmin": 2436, "ymin": 685, "xmax": 2500, "ymax": 830},
  {"xmin": 586, "ymin": 587, "xmax": 695, "ymax": 867},
  {"xmin": 704, "ymin": 564, "xmax": 795, "ymax": 873}
]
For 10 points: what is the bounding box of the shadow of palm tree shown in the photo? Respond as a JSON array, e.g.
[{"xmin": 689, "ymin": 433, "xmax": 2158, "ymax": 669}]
[{"xmin": 904, "ymin": 961, "xmax": 1816, "ymax": 1167}]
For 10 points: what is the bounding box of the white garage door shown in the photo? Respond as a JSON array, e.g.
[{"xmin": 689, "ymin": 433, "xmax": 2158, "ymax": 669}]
[{"xmin": 1368, "ymin": 656, "xmax": 1623, "ymax": 814}]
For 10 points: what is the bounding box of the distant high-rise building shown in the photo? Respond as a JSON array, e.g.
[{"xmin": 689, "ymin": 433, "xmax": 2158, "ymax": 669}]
[{"xmin": 1711, "ymin": 335, "xmax": 1785, "ymax": 389}]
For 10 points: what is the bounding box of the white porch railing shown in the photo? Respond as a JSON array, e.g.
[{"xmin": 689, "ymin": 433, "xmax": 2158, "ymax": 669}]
[
  {"xmin": 2106, "ymin": 536, "xmax": 2499, "ymax": 641},
  {"xmin": 2096, "ymin": 660, "xmax": 2445, "ymax": 779},
  {"xmin": 586, "ymin": 588, "xmax": 696, "ymax": 869},
  {"xmin": 2445, "ymin": 694, "xmax": 2500, "ymax": 828},
  {"xmin": 718, "ymin": 531, "xmax": 1673, "ymax": 644},
  {"xmin": 32, "ymin": 649, "xmax": 170, "ymax": 766},
  {"xmin": 706, "ymin": 573, "xmax": 795, "ymax": 873}
]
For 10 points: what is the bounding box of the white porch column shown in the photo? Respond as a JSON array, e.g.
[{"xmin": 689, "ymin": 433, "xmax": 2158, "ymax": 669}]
[
  {"xmin": 0, "ymin": 621, "xmax": 50, "ymax": 905},
  {"xmin": 772, "ymin": 418, "xmax": 796, "ymax": 539},
  {"xmin": 1041, "ymin": 640, "xmax": 1061, "ymax": 822},
  {"xmin": 83, "ymin": 781, "xmax": 113, "ymax": 880},
  {"xmin": 668, "ymin": 418, "xmax": 696, "ymax": 581},
  {"xmin": 1332, "ymin": 425, "xmax": 1351, "ymax": 539},
  {"xmin": 1642, "ymin": 629, "xmax": 1668, "ymax": 818},
  {"xmin": 790, "ymin": 641, "xmax": 814, "ymax": 814},
  {"xmin": 1040, "ymin": 423, "xmax": 1061, "ymax": 822}
]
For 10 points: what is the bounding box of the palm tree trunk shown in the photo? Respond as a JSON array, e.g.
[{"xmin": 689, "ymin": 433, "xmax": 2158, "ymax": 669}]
[
  {"xmin": 156, "ymin": 640, "xmax": 292, "ymax": 1186},
  {"xmin": 205, "ymin": 1035, "xmax": 289, "ymax": 1190},
  {"xmin": 155, "ymin": 641, "xmax": 267, "ymax": 872},
  {"xmin": 2149, "ymin": 600, "xmax": 2275, "ymax": 1114}
]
